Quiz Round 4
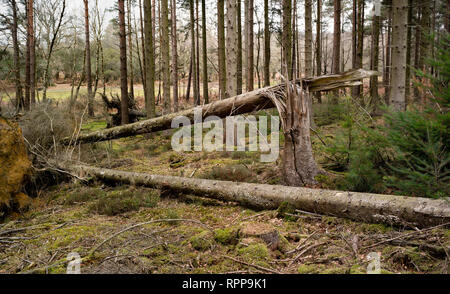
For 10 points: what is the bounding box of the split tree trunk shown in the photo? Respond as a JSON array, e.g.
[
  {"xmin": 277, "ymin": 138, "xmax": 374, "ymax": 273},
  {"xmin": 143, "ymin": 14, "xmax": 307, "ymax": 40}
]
[
  {"xmin": 62, "ymin": 69, "xmax": 376, "ymax": 146},
  {"xmin": 65, "ymin": 164, "xmax": 450, "ymax": 228}
]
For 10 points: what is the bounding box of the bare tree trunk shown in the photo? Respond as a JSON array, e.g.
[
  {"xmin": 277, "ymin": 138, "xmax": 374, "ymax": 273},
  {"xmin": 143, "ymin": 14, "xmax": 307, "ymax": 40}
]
[
  {"xmin": 195, "ymin": 0, "xmax": 200, "ymax": 104},
  {"xmin": 66, "ymin": 164, "xmax": 450, "ymax": 228},
  {"xmin": 236, "ymin": 0, "xmax": 243, "ymax": 95},
  {"xmin": 144, "ymin": 0, "xmax": 156, "ymax": 118},
  {"xmin": 201, "ymin": 0, "xmax": 208, "ymax": 104},
  {"xmin": 161, "ymin": 0, "xmax": 170, "ymax": 113},
  {"xmin": 263, "ymin": 0, "xmax": 270, "ymax": 87},
  {"xmin": 11, "ymin": 0, "xmax": 23, "ymax": 111},
  {"xmin": 282, "ymin": 0, "xmax": 292, "ymax": 80},
  {"xmin": 118, "ymin": 0, "xmax": 130, "ymax": 124},
  {"xmin": 352, "ymin": 0, "xmax": 363, "ymax": 99},
  {"xmin": 304, "ymin": 0, "xmax": 313, "ymax": 77},
  {"xmin": 218, "ymin": 0, "xmax": 227, "ymax": 99},
  {"xmin": 370, "ymin": 7, "xmax": 380, "ymax": 110},
  {"xmin": 245, "ymin": 0, "xmax": 254, "ymax": 92},
  {"xmin": 139, "ymin": 0, "xmax": 147, "ymax": 101},
  {"xmin": 418, "ymin": 1, "xmax": 431, "ymax": 105},
  {"xmin": 315, "ymin": 0, "xmax": 322, "ymax": 103},
  {"xmin": 127, "ymin": 0, "xmax": 135, "ymax": 104},
  {"xmin": 332, "ymin": 0, "xmax": 341, "ymax": 102},
  {"xmin": 384, "ymin": 6, "xmax": 392, "ymax": 103},
  {"xmin": 389, "ymin": 0, "xmax": 408, "ymax": 111},
  {"xmin": 83, "ymin": 0, "xmax": 94, "ymax": 117},
  {"xmin": 226, "ymin": 0, "xmax": 238, "ymax": 97},
  {"xmin": 405, "ymin": 0, "xmax": 412, "ymax": 103},
  {"xmin": 171, "ymin": 0, "xmax": 179, "ymax": 111},
  {"xmin": 189, "ymin": 0, "xmax": 199, "ymax": 105},
  {"xmin": 186, "ymin": 55, "xmax": 192, "ymax": 101},
  {"xmin": 28, "ymin": 0, "xmax": 36, "ymax": 107}
]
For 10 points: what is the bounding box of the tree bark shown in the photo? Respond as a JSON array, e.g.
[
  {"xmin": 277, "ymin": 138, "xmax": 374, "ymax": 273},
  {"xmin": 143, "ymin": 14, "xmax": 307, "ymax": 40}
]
[
  {"xmin": 118, "ymin": 0, "xmax": 130, "ymax": 125},
  {"xmin": 305, "ymin": 0, "xmax": 313, "ymax": 78},
  {"xmin": 405, "ymin": 0, "xmax": 412, "ymax": 103},
  {"xmin": 315, "ymin": 0, "xmax": 322, "ymax": 103},
  {"xmin": 332, "ymin": 0, "xmax": 341, "ymax": 102},
  {"xmin": 352, "ymin": 0, "xmax": 364, "ymax": 99},
  {"xmin": 66, "ymin": 164, "xmax": 450, "ymax": 228},
  {"xmin": 282, "ymin": 0, "xmax": 292, "ymax": 80},
  {"xmin": 237, "ymin": 0, "xmax": 243, "ymax": 95},
  {"xmin": 161, "ymin": 0, "xmax": 170, "ymax": 113},
  {"xmin": 27, "ymin": 0, "xmax": 36, "ymax": 107},
  {"xmin": 201, "ymin": 0, "xmax": 208, "ymax": 104},
  {"xmin": 144, "ymin": 0, "xmax": 156, "ymax": 118},
  {"xmin": 389, "ymin": 0, "xmax": 408, "ymax": 111},
  {"xmin": 11, "ymin": 0, "xmax": 23, "ymax": 111},
  {"xmin": 62, "ymin": 69, "xmax": 377, "ymax": 146},
  {"xmin": 370, "ymin": 7, "xmax": 380, "ymax": 109},
  {"xmin": 217, "ymin": 0, "xmax": 227, "ymax": 99},
  {"xmin": 384, "ymin": 6, "xmax": 392, "ymax": 103},
  {"xmin": 84, "ymin": 0, "xmax": 94, "ymax": 117},
  {"xmin": 127, "ymin": 0, "xmax": 135, "ymax": 104},
  {"xmin": 190, "ymin": 0, "xmax": 199, "ymax": 105},
  {"xmin": 226, "ymin": 0, "xmax": 238, "ymax": 97},
  {"xmin": 245, "ymin": 0, "xmax": 254, "ymax": 92},
  {"xmin": 263, "ymin": 0, "xmax": 270, "ymax": 87}
]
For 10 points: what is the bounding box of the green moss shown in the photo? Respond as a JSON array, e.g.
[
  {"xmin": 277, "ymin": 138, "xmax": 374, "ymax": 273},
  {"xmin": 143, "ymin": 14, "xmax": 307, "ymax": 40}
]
[
  {"xmin": 190, "ymin": 231, "xmax": 213, "ymax": 251},
  {"xmin": 276, "ymin": 201, "xmax": 297, "ymax": 221},
  {"xmin": 359, "ymin": 223, "xmax": 393, "ymax": 234},
  {"xmin": 297, "ymin": 264, "xmax": 321, "ymax": 274},
  {"xmin": 237, "ymin": 243, "xmax": 269, "ymax": 261},
  {"xmin": 214, "ymin": 228, "xmax": 239, "ymax": 245},
  {"xmin": 349, "ymin": 264, "xmax": 366, "ymax": 274},
  {"xmin": 321, "ymin": 267, "xmax": 347, "ymax": 274}
]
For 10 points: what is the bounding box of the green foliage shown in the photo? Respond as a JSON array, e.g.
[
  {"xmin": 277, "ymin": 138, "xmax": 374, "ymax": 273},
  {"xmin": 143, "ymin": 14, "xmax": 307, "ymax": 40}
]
[{"xmin": 89, "ymin": 188, "xmax": 159, "ymax": 216}]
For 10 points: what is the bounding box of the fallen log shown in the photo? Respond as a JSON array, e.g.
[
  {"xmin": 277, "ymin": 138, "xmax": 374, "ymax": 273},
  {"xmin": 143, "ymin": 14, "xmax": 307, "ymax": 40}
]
[
  {"xmin": 62, "ymin": 69, "xmax": 377, "ymax": 145},
  {"xmin": 65, "ymin": 163, "xmax": 450, "ymax": 228}
]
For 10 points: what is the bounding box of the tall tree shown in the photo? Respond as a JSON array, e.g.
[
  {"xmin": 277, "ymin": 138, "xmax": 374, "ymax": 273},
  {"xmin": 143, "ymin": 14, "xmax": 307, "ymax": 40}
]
[
  {"xmin": 418, "ymin": 0, "xmax": 431, "ymax": 103},
  {"xmin": 171, "ymin": 0, "xmax": 179, "ymax": 111},
  {"xmin": 11, "ymin": 0, "xmax": 23, "ymax": 111},
  {"xmin": 282, "ymin": 0, "xmax": 292, "ymax": 79},
  {"xmin": 384, "ymin": 5, "xmax": 392, "ymax": 102},
  {"xmin": 304, "ymin": 0, "xmax": 313, "ymax": 77},
  {"xmin": 144, "ymin": 0, "xmax": 155, "ymax": 118},
  {"xmin": 217, "ymin": 0, "xmax": 227, "ymax": 99},
  {"xmin": 27, "ymin": 0, "xmax": 36, "ymax": 107},
  {"xmin": 127, "ymin": 0, "xmax": 135, "ymax": 103},
  {"xmin": 332, "ymin": 0, "xmax": 341, "ymax": 102},
  {"xmin": 226, "ymin": 0, "xmax": 238, "ymax": 97},
  {"xmin": 195, "ymin": 0, "xmax": 200, "ymax": 105},
  {"xmin": 245, "ymin": 0, "xmax": 254, "ymax": 92},
  {"xmin": 139, "ymin": 0, "xmax": 147, "ymax": 100},
  {"xmin": 405, "ymin": 0, "xmax": 413, "ymax": 101},
  {"xmin": 118, "ymin": 0, "xmax": 129, "ymax": 124},
  {"xmin": 352, "ymin": 0, "xmax": 363, "ymax": 98},
  {"xmin": 237, "ymin": 0, "xmax": 243, "ymax": 95},
  {"xmin": 84, "ymin": 0, "xmax": 94, "ymax": 116},
  {"xmin": 315, "ymin": 0, "xmax": 322, "ymax": 102},
  {"xmin": 189, "ymin": 0, "xmax": 199, "ymax": 103},
  {"xmin": 263, "ymin": 0, "xmax": 270, "ymax": 87},
  {"xmin": 389, "ymin": 0, "xmax": 408, "ymax": 111},
  {"xmin": 370, "ymin": 1, "xmax": 381, "ymax": 107},
  {"xmin": 201, "ymin": 0, "xmax": 208, "ymax": 104},
  {"xmin": 161, "ymin": 0, "xmax": 170, "ymax": 112}
]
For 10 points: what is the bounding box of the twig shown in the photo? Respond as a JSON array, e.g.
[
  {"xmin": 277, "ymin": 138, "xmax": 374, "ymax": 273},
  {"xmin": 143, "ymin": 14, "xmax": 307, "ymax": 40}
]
[
  {"xmin": 286, "ymin": 231, "xmax": 318, "ymax": 255},
  {"xmin": 223, "ymin": 255, "xmax": 281, "ymax": 274},
  {"xmin": 90, "ymin": 219, "xmax": 212, "ymax": 256},
  {"xmin": 363, "ymin": 222, "xmax": 450, "ymax": 249},
  {"xmin": 289, "ymin": 242, "xmax": 326, "ymax": 266}
]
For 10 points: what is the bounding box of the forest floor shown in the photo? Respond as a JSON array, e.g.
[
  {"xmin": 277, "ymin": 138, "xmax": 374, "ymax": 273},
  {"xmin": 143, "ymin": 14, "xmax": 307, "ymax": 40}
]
[{"xmin": 0, "ymin": 94, "xmax": 449, "ymax": 274}]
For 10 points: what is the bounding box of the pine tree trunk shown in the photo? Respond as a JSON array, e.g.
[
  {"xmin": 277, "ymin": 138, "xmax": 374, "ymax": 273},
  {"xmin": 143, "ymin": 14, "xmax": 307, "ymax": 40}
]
[
  {"xmin": 245, "ymin": 0, "xmax": 254, "ymax": 92},
  {"xmin": 405, "ymin": 0, "xmax": 412, "ymax": 102},
  {"xmin": 263, "ymin": 0, "xmax": 270, "ymax": 87},
  {"xmin": 11, "ymin": 0, "xmax": 23, "ymax": 111},
  {"xmin": 217, "ymin": 0, "xmax": 227, "ymax": 99},
  {"xmin": 195, "ymin": 0, "xmax": 200, "ymax": 105},
  {"xmin": 189, "ymin": 0, "xmax": 199, "ymax": 105},
  {"xmin": 237, "ymin": 1, "xmax": 243, "ymax": 95},
  {"xmin": 282, "ymin": 0, "xmax": 292, "ymax": 80},
  {"xmin": 418, "ymin": 1, "xmax": 431, "ymax": 105},
  {"xmin": 353, "ymin": 0, "xmax": 364, "ymax": 99},
  {"xmin": 28, "ymin": 0, "xmax": 36, "ymax": 107},
  {"xmin": 144, "ymin": 0, "xmax": 156, "ymax": 118},
  {"xmin": 118, "ymin": 0, "xmax": 130, "ymax": 125},
  {"xmin": 139, "ymin": 0, "xmax": 147, "ymax": 101},
  {"xmin": 384, "ymin": 7, "xmax": 392, "ymax": 103},
  {"xmin": 370, "ymin": 9, "xmax": 380, "ymax": 109},
  {"xmin": 226, "ymin": 0, "xmax": 238, "ymax": 97},
  {"xmin": 332, "ymin": 0, "xmax": 341, "ymax": 102},
  {"xmin": 305, "ymin": 0, "xmax": 313, "ymax": 77},
  {"xmin": 315, "ymin": 0, "xmax": 322, "ymax": 103},
  {"xmin": 171, "ymin": 0, "xmax": 179, "ymax": 112},
  {"xmin": 201, "ymin": 0, "xmax": 208, "ymax": 104},
  {"xmin": 127, "ymin": 0, "xmax": 135, "ymax": 104},
  {"xmin": 66, "ymin": 164, "xmax": 450, "ymax": 228},
  {"xmin": 84, "ymin": 0, "xmax": 94, "ymax": 117},
  {"xmin": 161, "ymin": 0, "xmax": 170, "ymax": 113},
  {"xmin": 389, "ymin": 0, "xmax": 408, "ymax": 111}
]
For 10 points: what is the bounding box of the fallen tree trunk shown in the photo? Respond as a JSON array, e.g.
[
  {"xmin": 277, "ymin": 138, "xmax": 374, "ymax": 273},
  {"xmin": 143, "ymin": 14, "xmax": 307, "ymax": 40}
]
[
  {"xmin": 62, "ymin": 69, "xmax": 377, "ymax": 145},
  {"xmin": 66, "ymin": 163, "xmax": 449, "ymax": 228}
]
